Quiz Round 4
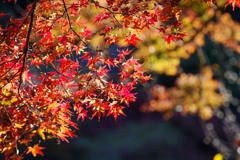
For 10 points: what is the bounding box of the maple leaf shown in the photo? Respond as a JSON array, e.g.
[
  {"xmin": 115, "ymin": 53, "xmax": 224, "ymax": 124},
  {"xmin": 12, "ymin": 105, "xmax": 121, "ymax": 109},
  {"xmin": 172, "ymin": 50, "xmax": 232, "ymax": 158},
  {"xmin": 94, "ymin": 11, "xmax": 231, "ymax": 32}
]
[
  {"xmin": 164, "ymin": 35, "xmax": 176, "ymax": 44},
  {"xmin": 59, "ymin": 35, "xmax": 68, "ymax": 45},
  {"xmin": 125, "ymin": 34, "xmax": 143, "ymax": 48},
  {"xmin": 102, "ymin": 57, "xmax": 116, "ymax": 68},
  {"xmin": 141, "ymin": 75, "xmax": 152, "ymax": 83},
  {"xmin": 30, "ymin": 58, "xmax": 44, "ymax": 69},
  {"xmin": 38, "ymin": 129, "xmax": 45, "ymax": 140},
  {"xmin": 22, "ymin": 69, "xmax": 35, "ymax": 84},
  {"xmin": 148, "ymin": 18, "xmax": 155, "ymax": 25},
  {"xmin": 104, "ymin": 34, "xmax": 119, "ymax": 45},
  {"xmin": 118, "ymin": 71, "xmax": 131, "ymax": 82},
  {"xmin": 0, "ymin": 12, "xmax": 6, "ymax": 17},
  {"xmin": 120, "ymin": 86, "xmax": 136, "ymax": 107},
  {"xmin": 77, "ymin": 106, "xmax": 90, "ymax": 122},
  {"xmin": 80, "ymin": 52, "xmax": 91, "ymax": 61},
  {"xmin": 117, "ymin": 49, "xmax": 132, "ymax": 60},
  {"xmin": 79, "ymin": 28, "xmax": 95, "ymax": 38},
  {"xmin": 93, "ymin": 13, "xmax": 102, "ymax": 24},
  {"xmin": 76, "ymin": 17, "xmax": 86, "ymax": 27},
  {"xmin": 107, "ymin": 103, "xmax": 126, "ymax": 121},
  {"xmin": 10, "ymin": 154, "xmax": 24, "ymax": 160},
  {"xmin": 26, "ymin": 144, "xmax": 45, "ymax": 157},
  {"xmin": 225, "ymin": 0, "xmax": 240, "ymax": 10},
  {"xmin": 56, "ymin": 131, "xmax": 70, "ymax": 143},
  {"xmin": 101, "ymin": 25, "xmax": 112, "ymax": 37},
  {"xmin": 39, "ymin": 31, "xmax": 54, "ymax": 44},
  {"xmin": 95, "ymin": 66, "xmax": 110, "ymax": 78},
  {"xmin": 91, "ymin": 110, "xmax": 103, "ymax": 122},
  {"xmin": 172, "ymin": 21, "xmax": 183, "ymax": 27}
]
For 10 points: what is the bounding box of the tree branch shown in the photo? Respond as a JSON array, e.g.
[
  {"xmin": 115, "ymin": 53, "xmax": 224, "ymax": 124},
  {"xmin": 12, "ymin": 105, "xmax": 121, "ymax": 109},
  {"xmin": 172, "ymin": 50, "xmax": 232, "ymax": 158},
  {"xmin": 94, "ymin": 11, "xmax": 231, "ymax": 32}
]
[
  {"xmin": 62, "ymin": 0, "xmax": 93, "ymax": 52},
  {"xmin": 18, "ymin": 0, "xmax": 37, "ymax": 97}
]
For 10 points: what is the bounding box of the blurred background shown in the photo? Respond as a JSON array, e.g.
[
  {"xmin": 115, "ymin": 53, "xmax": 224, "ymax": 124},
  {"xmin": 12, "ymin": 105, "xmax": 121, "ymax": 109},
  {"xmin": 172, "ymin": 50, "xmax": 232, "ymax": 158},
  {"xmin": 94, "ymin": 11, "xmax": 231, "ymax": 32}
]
[{"xmin": 2, "ymin": 0, "xmax": 240, "ymax": 160}]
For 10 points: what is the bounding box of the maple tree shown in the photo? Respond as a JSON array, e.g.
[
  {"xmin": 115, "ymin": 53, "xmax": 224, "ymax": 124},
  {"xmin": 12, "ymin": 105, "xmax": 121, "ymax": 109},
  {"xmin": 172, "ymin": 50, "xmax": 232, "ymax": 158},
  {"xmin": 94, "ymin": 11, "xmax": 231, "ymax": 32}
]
[{"xmin": 0, "ymin": 0, "xmax": 238, "ymax": 159}]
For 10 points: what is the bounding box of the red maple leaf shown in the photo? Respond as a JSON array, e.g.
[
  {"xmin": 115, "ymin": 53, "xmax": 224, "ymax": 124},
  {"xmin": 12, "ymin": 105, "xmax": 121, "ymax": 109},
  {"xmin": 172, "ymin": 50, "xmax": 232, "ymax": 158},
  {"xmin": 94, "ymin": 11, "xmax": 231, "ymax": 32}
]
[
  {"xmin": 77, "ymin": 106, "xmax": 90, "ymax": 122},
  {"xmin": 59, "ymin": 35, "xmax": 68, "ymax": 45},
  {"xmin": 125, "ymin": 34, "xmax": 143, "ymax": 48},
  {"xmin": 107, "ymin": 103, "xmax": 126, "ymax": 121},
  {"xmin": 80, "ymin": 52, "xmax": 91, "ymax": 61},
  {"xmin": 95, "ymin": 66, "xmax": 110, "ymax": 78},
  {"xmin": 93, "ymin": 13, "xmax": 102, "ymax": 24}
]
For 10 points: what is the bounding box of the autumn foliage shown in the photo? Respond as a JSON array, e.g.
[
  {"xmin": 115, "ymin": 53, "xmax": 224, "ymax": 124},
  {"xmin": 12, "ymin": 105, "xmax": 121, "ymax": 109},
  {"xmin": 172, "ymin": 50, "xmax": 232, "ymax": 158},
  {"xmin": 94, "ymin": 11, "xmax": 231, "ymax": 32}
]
[
  {"xmin": 0, "ymin": 0, "xmax": 237, "ymax": 159},
  {"xmin": 137, "ymin": 0, "xmax": 240, "ymax": 120},
  {"xmin": 141, "ymin": 67, "xmax": 225, "ymax": 120}
]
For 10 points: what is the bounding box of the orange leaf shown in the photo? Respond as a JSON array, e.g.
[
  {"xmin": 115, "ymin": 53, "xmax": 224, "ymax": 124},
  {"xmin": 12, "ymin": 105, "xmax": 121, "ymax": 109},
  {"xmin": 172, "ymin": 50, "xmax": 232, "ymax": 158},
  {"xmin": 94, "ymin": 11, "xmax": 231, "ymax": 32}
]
[{"xmin": 26, "ymin": 144, "xmax": 45, "ymax": 157}]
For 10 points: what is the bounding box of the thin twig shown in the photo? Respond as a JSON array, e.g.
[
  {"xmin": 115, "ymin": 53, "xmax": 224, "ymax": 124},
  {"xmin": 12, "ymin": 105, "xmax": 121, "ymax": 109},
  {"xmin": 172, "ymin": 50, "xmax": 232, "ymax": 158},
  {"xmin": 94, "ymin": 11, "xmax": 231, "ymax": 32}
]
[{"xmin": 62, "ymin": 0, "xmax": 93, "ymax": 52}]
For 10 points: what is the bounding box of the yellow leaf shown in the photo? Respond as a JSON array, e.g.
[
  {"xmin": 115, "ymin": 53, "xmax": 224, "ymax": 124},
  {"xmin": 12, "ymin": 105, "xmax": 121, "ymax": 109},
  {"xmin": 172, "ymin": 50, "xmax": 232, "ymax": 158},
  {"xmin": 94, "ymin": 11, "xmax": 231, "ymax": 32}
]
[
  {"xmin": 14, "ymin": 123, "xmax": 25, "ymax": 129},
  {"xmin": 1, "ymin": 100, "xmax": 11, "ymax": 105},
  {"xmin": 0, "ymin": 131, "xmax": 7, "ymax": 136},
  {"xmin": 38, "ymin": 129, "xmax": 45, "ymax": 140},
  {"xmin": 10, "ymin": 98, "xmax": 18, "ymax": 103},
  {"xmin": 3, "ymin": 89, "xmax": 6, "ymax": 95},
  {"xmin": 48, "ymin": 101, "xmax": 58, "ymax": 111}
]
